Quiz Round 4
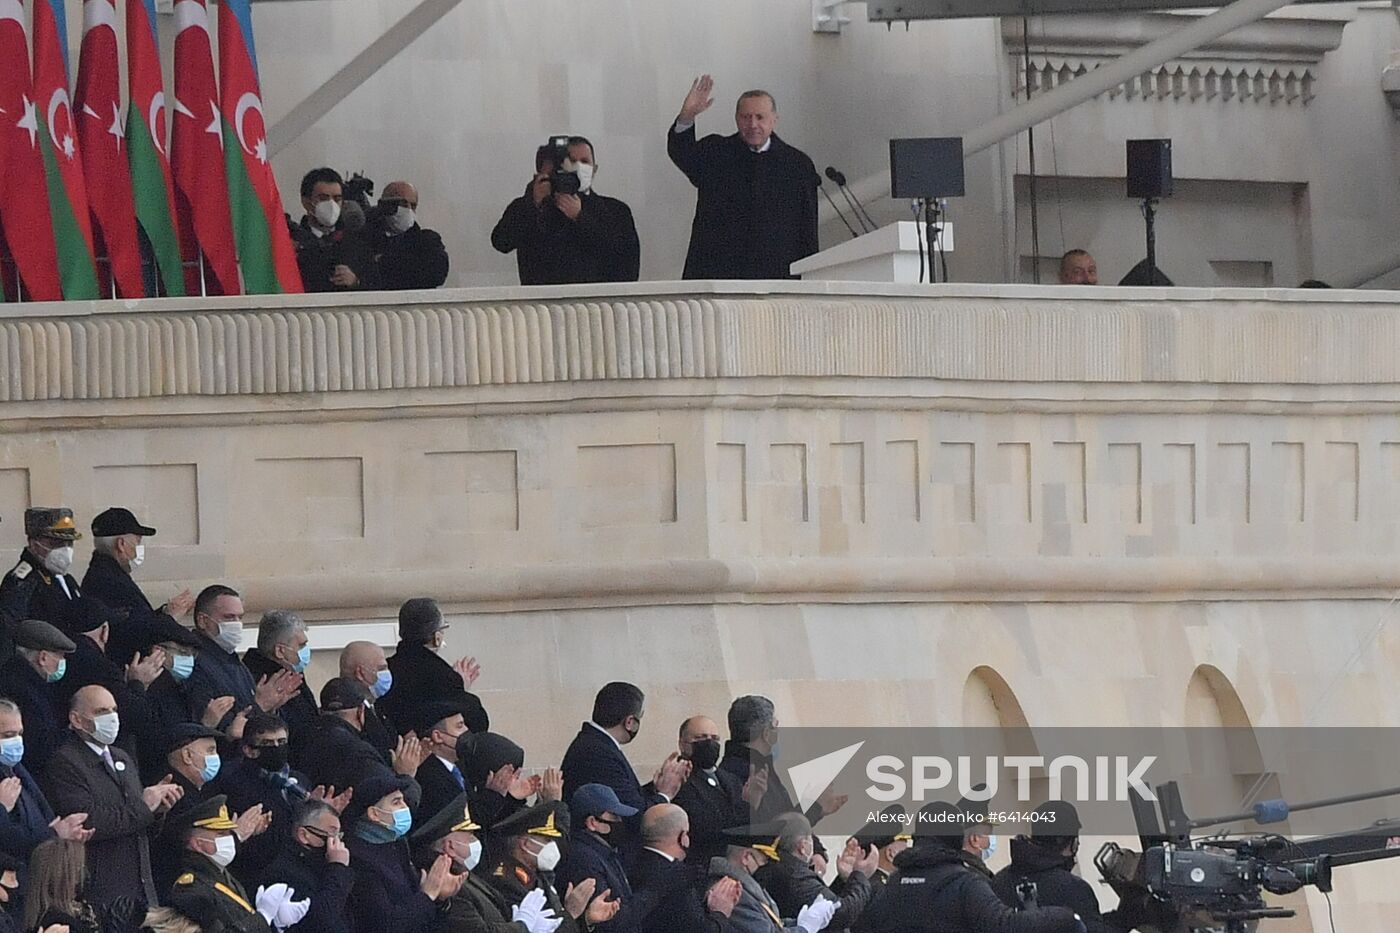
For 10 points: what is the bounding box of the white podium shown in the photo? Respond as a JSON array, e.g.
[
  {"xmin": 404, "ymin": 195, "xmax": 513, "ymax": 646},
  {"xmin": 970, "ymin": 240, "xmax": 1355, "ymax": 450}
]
[{"xmin": 790, "ymin": 221, "xmax": 954, "ymax": 284}]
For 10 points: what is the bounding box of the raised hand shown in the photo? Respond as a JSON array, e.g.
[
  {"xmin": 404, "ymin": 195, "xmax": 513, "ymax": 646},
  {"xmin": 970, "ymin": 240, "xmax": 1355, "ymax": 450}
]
[
  {"xmin": 679, "ymin": 74, "xmax": 716, "ymax": 124},
  {"xmin": 254, "ymin": 671, "xmax": 302, "ymax": 712},
  {"xmin": 202, "ymin": 695, "xmax": 235, "ymax": 728},
  {"xmin": 142, "ymin": 776, "xmax": 183, "ymax": 813},
  {"xmin": 419, "ymin": 853, "xmax": 458, "ymax": 900},
  {"xmin": 393, "ymin": 733, "xmax": 428, "ymax": 776},
  {"xmin": 49, "ymin": 813, "xmax": 93, "ymax": 842},
  {"xmin": 705, "ymin": 877, "xmax": 741, "ymax": 917},
  {"xmin": 817, "ymin": 786, "xmax": 848, "ymax": 817},
  {"xmin": 325, "ymin": 834, "xmax": 350, "ymax": 866},
  {"xmin": 0, "ymin": 776, "xmax": 20, "ymax": 812},
  {"xmin": 484, "ymin": 764, "xmax": 516, "ymax": 796},
  {"xmin": 563, "ymin": 878, "xmax": 596, "ymax": 920},
  {"xmin": 585, "ymin": 889, "xmax": 620, "ymax": 925},
  {"xmin": 742, "ymin": 765, "xmax": 769, "ymax": 805},
  {"xmin": 537, "ymin": 767, "xmax": 564, "ymax": 803},
  {"xmin": 653, "ymin": 752, "xmax": 690, "ymax": 798},
  {"xmin": 853, "ymin": 842, "xmax": 881, "ymax": 879},
  {"xmin": 452, "ymin": 655, "xmax": 482, "ymax": 688},
  {"xmin": 126, "ymin": 648, "xmax": 165, "ymax": 686},
  {"xmin": 235, "ymin": 804, "xmax": 273, "ymax": 841},
  {"xmin": 166, "ymin": 589, "xmax": 195, "ymax": 618},
  {"xmin": 309, "ymin": 785, "xmax": 353, "ymax": 814}
]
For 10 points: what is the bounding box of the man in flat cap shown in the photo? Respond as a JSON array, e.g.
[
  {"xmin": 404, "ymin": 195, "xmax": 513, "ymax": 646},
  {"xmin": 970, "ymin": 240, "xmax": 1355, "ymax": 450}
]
[
  {"xmin": 410, "ymin": 794, "xmax": 526, "ymax": 931},
  {"xmin": 57, "ymin": 597, "xmax": 165, "ymax": 763},
  {"xmin": 487, "ymin": 800, "xmax": 619, "ymax": 932},
  {"xmin": 300, "ymin": 678, "xmax": 425, "ymax": 809},
  {"xmin": 0, "ymin": 508, "xmax": 84, "ymax": 631},
  {"xmin": 82, "ymin": 507, "xmax": 195, "ymax": 666},
  {"xmin": 141, "ymin": 616, "xmax": 217, "ymax": 784},
  {"xmin": 167, "ymin": 794, "xmax": 307, "ymax": 933},
  {"xmin": 43, "ymin": 684, "xmax": 185, "ymax": 908},
  {"xmin": 379, "ymin": 597, "xmax": 488, "ymax": 742},
  {"xmin": 856, "ymin": 801, "xmax": 1082, "ymax": 933},
  {"xmin": 0, "ymin": 618, "xmax": 75, "ymax": 774}
]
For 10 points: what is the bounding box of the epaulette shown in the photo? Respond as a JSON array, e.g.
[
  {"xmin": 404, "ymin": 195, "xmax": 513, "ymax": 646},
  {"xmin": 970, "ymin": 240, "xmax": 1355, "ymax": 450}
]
[
  {"xmin": 9, "ymin": 562, "xmax": 30, "ymax": 581},
  {"xmin": 175, "ymin": 872, "xmax": 195, "ymax": 885}
]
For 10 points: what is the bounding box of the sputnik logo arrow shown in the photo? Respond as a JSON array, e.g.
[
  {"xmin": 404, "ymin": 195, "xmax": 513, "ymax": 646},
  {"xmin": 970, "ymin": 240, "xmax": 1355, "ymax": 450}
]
[{"xmin": 787, "ymin": 741, "xmax": 864, "ymax": 813}]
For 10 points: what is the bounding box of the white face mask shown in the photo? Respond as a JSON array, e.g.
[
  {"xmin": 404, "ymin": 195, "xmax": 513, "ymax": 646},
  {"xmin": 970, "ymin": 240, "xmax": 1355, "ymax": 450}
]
[
  {"xmin": 386, "ymin": 205, "xmax": 415, "ymax": 234},
  {"xmin": 131, "ymin": 543, "xmax": 146, "ymax": 567},
  {"xmin": 209, "ymin": 835, "xmax": 237, "ymax": 868},
  {"xmin": 463, "ymin": 839, "xmax": 483, "ymax": 871},
  {"xmin": 89, "ymin": 711, "xmax": 120, "ymax": 746},
  {"xmin": 44, "ymin": 545, "xmax": 74, "ymax": 575},
  {"xmin": 215, "ymin": 620, "xmax": 243, "ymax": 652},
  {"xmin": 313, "ymin": 199, "xmax": 341, "ymax": 228},
  {"xmin": 573, "ymin": 162, "xmax": 594, "ymax": 193},
  {"xmin": 533, "ymin": 840, "xmax": 561, "ymax": 872}
]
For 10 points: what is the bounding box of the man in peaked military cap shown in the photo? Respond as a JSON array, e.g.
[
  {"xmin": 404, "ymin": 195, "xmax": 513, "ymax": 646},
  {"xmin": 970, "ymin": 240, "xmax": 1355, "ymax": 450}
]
[
  {"xmin": 487, "ymin": 800, "xmax": 619, "ymax": 932},
  {"xmin": 711, "ymin": 821, "xmax": 836, "ymax": 933},
  {"xmin": 0, "ymin": 508, "xmax": 84, "ymax": 632},
  {"xmin": 167, "ymin": 794, "xmax": 308, "ymax": 933},
  {"xmin": 411, "ymin": 793, "xmax": 527, "ymax": 932},
  {"xmin": 851, "ymin": 803, "xmax": 913, "ymax": 891}
]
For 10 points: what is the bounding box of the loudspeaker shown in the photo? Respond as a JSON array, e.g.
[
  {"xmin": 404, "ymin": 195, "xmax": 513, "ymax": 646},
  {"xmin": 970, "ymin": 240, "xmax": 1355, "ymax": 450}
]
[
  {"xmin": 890, "ymin": 137, "xmax": 966, "ymax": 200},
  {"xmin": 1126, "ymin": 139, "xmax": 1172, "ymax": 199}
]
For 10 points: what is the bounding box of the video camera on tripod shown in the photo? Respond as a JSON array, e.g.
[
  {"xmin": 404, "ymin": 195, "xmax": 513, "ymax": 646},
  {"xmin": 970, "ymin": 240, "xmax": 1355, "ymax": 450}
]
[{"xmin": 1095, "ymin": 779, "xmax": 1400, "ymax": 932}]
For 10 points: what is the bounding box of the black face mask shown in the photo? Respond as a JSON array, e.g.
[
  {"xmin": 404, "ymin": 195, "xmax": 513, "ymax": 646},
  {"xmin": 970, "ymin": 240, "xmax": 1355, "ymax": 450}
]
[
  {"xmin": 255, "ymin": 745, "xmax": 289, "ymax": 773},
  {"xmin": 597, "ymin": 818, "xmax": 626, "ymax": 848},
  {"xmin": 688, "ymin": 738, "xmax": 721, "ymax": 771}
]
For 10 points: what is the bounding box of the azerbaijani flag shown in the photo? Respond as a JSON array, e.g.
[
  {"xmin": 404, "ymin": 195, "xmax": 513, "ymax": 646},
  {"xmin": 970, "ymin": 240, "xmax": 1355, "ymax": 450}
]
[
  {"xmin": 125, "ymin": 0, "xmax": 185, "ymax": 296},
  {"xmin": 0, "ymin": 0, "xmax": 62, "ymax": 300},
  {"xmin": 217, "ymin": 0, "xmax": 301, "ymax": 294},
  {"xmin": 32, "ymin": 0, "xmax": 100, "ymax": 299}
]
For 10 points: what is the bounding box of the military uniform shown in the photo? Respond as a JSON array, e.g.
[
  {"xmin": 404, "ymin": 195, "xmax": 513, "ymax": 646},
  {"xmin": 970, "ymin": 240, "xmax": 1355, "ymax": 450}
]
[
  {"xmin": 0, "ymin": 509, "xmax": 83, "ymax": 633},
  {"xmin": 485, "ymin": 802, "xmax": 580, "ymax": 933},
  {"xmin": 410, "ymin": 794, "xmax": 520, "ymax": 933},
  {"xmin": 852, "ymin": 804, "xmax": 912, "ymax": 897},
  {"xmin": 166, "ymin": 798, "xmax": 273, "ymax": 933}
]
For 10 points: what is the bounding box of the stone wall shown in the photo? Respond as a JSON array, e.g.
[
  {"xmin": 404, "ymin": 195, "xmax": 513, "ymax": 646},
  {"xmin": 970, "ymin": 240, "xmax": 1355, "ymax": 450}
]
[{"xmin": 4, "ymin": 283, "xmax": 1399, "ymax": 925}]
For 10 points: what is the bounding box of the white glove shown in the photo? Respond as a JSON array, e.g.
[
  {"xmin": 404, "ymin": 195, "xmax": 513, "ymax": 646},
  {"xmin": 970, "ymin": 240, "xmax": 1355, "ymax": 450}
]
[
  {"xmin": 254, "ymin": 884, "xmax": 295, "ymax": 926},
  {"xmin": 274, "ymin": 895, "xmax": 310, "ymax": 930},
  {"xmin": 510, "ymin": 889, "xmax": 563, "ymax": 933},
  {"xmin": 796, "ymin": 897, "xmax": 838, "ymax": 933}
]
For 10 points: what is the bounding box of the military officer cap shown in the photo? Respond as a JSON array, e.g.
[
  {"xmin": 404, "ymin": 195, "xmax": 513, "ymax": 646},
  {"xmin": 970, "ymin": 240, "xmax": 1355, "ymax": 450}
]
[
  {"xmin": 12, "ymin": 619, "xmax": 75, "ymax": 654},
  {"xmin": 722, "ymin": 820, "xmax": 791, "ymax": 861},
  {"xmin": 398, "ymin": 597, "xmax": 447, "ymax": 642},
  {"xmin": 168, "ymin": 722, "xmax": 222, "ymax": 755},
  {"xmin": 91, "ymin": 507, "xmax": 157, "ymax": 538},
  {"xmin": 490, "ymin": 800, "xmax": 569, "ymax": 842},
  {"xmin": 24, "ymin": 507, "xmax": 82, "ymax": 541},
  {"xmin": 412, "ymin": 700, "xmax": 468, "ymax": 740},
  {"xmin": 64, "ymin": 597, "xmax": 124, "ymax": 634},
  {"xmin": 319, "ymin": 677, "xmax": 369, "ymax": 712},
  {"xmin": 410, "ymin": 793, "xmax": 482, "ymax": 846},
  {"xmin": 345, "ymin": 771, "xmax": 415, "ymax": 821},
  {"xmin": 170, "ymin": 794, "xmax": 239, "ymax": 843},
  {"xmin": 854, "ymin": 803, "xmax": 913, "ymax": 849}
]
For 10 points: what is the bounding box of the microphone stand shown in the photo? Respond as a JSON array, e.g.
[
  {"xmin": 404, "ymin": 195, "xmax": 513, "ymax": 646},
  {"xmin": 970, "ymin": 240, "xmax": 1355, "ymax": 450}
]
[
  {"xmin": 821, "ymin": 186, "xmax": 860, "ymax": 238},
  {"xmin": 921, "ymin": 198, "xmax": 944, "ymax": 284},
  {"xmin": 1142, "ymin": 197, "xmax": 1158, "ymax": 279}
]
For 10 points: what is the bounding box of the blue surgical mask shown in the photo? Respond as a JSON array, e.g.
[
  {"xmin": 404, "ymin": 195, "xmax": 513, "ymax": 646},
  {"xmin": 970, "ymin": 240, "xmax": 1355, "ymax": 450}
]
[
  {"xmin": 0, "ymin": 736, "xmax": 23, "ymax": 767},
  {"xmin": 290, "ymin": 645, "xmax": 311, "ymax": 674},
  {"xmin": 388, "ymin": 806, "xmax": 412, "ymax": 839},
  {"xmin": 981, "ymin": 835, "xmax": 998, "ymax": 861},
  {"xmin": 372, "ymin": 669, "xmax": 393, "ymax": 699},
  {"xmin": 47, "ymin": 658, "xmax": 67, "ymax": 683},
  {"xmin": 171, "ymin": 654, "xmax": 195, "ymax": 682},
  {"xmin": 200, "ymin": 753, "xmax": 222, "ymax": 782}
]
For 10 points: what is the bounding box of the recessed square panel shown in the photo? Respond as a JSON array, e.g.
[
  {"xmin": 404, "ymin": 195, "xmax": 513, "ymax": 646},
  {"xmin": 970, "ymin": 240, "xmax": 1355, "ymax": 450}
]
[{"xmin": 92, "ymin": 464, "xmax": 200, "ymax": 545}]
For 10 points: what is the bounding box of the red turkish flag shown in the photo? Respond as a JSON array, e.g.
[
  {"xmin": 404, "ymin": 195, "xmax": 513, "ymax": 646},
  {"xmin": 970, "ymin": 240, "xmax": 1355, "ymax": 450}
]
[
  {"xmin": 171, "ymin": 0, "xmax": 240, "ymax": 295},
  {"xmin": 0, "ymin": 0, "xmax": 62, "ymax": 300},
  {"xmin": 75, "ymin": 0, "xmax": 146, "ymax": 297}
]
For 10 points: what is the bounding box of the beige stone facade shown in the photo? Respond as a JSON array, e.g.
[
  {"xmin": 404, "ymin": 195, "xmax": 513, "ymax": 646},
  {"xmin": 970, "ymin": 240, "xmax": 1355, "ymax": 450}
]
[{"xmin": 3, "ymin": 283, "xmax": 1399, "ymax": 926}]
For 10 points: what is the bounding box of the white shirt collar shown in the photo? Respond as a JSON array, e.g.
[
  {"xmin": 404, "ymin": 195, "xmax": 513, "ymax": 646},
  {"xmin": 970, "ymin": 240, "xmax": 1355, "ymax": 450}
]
[
  {"xmin": 84, "ymin": 740, "xmax": 106, "ymax": 757},
  {"xmin": 435, "ymin": 754, "xmax": 457, "ymax": 771},
  {"xmin": 587, "ymin": 721, "xmax": 622, "ymax": 750},
  {"xmin": 644, "ymin": 847, "xmax": 677, "ymax": 863},
  {"xmin": 751, "ymin": 138, "xmax": 772, "ymax": 154}
]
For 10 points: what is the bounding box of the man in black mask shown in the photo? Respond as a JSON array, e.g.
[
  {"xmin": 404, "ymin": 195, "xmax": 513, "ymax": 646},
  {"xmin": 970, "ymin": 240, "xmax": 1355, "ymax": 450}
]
[
  {"xmin": 258, "ymin": 798, "xmax": 354, "ymax": 933},
  {"xmin": 221, "ymin": 713, "xmax": 319, "ymax": 886},
  {"xmin": 672, "ymin": 715, "xmax": 754, "ymax": 871},
  {"xmin": 556, "ymin": 783, "xmax": 642, "ymax": 932}
]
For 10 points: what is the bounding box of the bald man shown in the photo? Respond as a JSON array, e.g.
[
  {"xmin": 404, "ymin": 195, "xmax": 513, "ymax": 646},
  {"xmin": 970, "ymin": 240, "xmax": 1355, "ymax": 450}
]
[
  {"xmin": 42, "ymin": 685, "xmax": 184, "ymax": 907},
  {"xmin": 673, "ymin": 715, "xmax": 753, "ymax": 868},
  {"xmin": 369, "ymin": 181, "xmax": 450, "ymax": 290},
  {"xmin": 632, "ymin": 804, "xmax": 740, "ymax": 932},
  {"xmin": 339, "ymin": 640, "xmax": 398, "ymax": 755}
]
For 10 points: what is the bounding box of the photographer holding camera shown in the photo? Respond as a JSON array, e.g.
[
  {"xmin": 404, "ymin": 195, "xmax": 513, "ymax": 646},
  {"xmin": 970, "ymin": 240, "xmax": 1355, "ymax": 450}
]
[
  {"xmin": 365, "ymin": 181, "xmax": 450, "ymax": 290},
  {"xmin": 289, "ymin": 167, "xmax": 379, "ymax": 292},
  {"xmin": 491, "ymin": 136, "xmax": 640, "ymax": 286}
]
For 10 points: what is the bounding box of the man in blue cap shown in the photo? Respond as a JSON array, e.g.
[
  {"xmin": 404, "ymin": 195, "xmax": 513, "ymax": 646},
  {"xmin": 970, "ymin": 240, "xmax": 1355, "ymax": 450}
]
[{"xmin": 556, "ymin": 783, "xmax": 641, "ymax": 931}]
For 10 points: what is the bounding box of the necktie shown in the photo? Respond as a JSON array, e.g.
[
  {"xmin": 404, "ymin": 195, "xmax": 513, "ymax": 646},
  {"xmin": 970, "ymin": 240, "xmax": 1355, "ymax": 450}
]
[
  {"xmin": 451, "ymin": 765, "xmax": 465, "ymax": 789},
  {"xmin": 101, "ymin": 747, "xmax": 116, "ymax": 772}
]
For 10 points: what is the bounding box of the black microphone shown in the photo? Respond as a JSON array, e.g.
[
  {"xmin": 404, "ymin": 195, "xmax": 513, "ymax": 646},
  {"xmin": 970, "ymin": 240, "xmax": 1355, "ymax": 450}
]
[
  {"xmin": 826, "ymin": 167, "xmax": 877, "ymax": 233},
  {"xmin": 820, "ymin": 184, "xmax": 860, "ymax": 239},
  {"xmin": 260, "ymin": 768, "xmax": 309, "ymax": 801}
]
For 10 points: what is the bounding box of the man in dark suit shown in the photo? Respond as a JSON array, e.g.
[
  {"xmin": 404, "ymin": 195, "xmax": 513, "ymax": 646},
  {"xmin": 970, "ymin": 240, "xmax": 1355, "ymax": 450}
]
[
  {"xmin": 41, "ymin": 684, "xmax": 184, "ymax": 908},
  {"xmin": 185, "ymin": 586, "xmax": 302, "ymax": 732},
  {"xmin": 80, "ymin": 507, "xmax": 195, "ymax": 665},
  {"xmin": 300, "ymin": 679, "xmax": 425, "ymax": 811},
  {"xmin": 379, "ymin": 598, "xmax": 488, "ymax": 736},
  {"xmin": 242, "ymin": 610, "xmax": 318, "ymax": 767},
  {"xmin": 560, "ymin": 682, "xmax": 689, "ymax": 820},
  {"xmin": 666, "ymin": 77, "xmax": 820, "ymax": 280},
  {"xmin": 412, "ymin": 702, "xmax": 470, "ymax": 823},
  {"xmin": 338, "ymin": 641, "xmax": 397, "ymax": 757},
  {"xmin": 0, "ymin": 699, "xmax": 92, "ymax": 866},
  {"xmin": 0, "ymin": 619, "xmax": 75, "ymax": 776},
  {"xmin": 630, "ymin": 804, "xmax": 740, "ymax": 933},
  {"xmin": 673, "ymin": 716, "xmax": 754, "ymax": 872}
]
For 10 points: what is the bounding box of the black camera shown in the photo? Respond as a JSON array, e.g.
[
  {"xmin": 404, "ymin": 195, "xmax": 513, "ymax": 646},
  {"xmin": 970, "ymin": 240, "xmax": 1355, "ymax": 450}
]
[
  {"xmin": 544, "ymin": 134, "xmax": 582, "ymax": 196},
  {"xmin": 342, "ymin": 172, "xmax": 375, "ymax": 211}
]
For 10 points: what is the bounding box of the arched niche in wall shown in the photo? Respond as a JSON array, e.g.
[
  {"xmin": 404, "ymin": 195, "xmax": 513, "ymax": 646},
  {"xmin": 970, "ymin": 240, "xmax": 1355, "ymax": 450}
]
[{"xmin": 962, "ymin": 665, "xmax": 1040, "ymax": 864}]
